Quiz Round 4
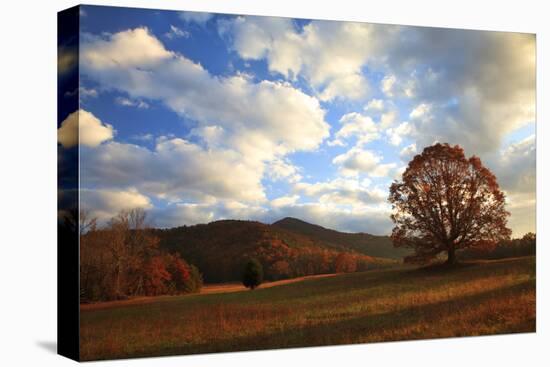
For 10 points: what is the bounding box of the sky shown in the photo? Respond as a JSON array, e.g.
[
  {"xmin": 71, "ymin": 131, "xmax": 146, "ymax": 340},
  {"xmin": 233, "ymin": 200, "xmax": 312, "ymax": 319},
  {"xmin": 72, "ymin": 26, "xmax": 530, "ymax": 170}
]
[{"xmin": 58, "ymin": 5, "xmax": 536, "ymax": 236}]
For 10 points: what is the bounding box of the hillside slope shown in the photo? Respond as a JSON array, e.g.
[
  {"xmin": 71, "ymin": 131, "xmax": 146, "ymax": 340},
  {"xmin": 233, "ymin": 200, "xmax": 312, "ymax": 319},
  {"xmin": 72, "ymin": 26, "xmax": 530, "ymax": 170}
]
[
  {"xmin": 154, "ymin": 219, "xmax": 393, "ymax": 283},
  {"xmin": 272, "ymin": 217, "xmax": 411, "ymax": 260}
]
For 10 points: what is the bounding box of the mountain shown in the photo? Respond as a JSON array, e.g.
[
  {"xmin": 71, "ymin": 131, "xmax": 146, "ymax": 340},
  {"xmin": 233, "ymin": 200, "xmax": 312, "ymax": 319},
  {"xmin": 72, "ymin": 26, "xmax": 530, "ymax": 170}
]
[
  {"xmin": 272, "ymin": 217, "xmax": 411, "ymax": 260},
  {"xmin": 154, "ymin": 219, "xmax": 399, "ymax": 283}
]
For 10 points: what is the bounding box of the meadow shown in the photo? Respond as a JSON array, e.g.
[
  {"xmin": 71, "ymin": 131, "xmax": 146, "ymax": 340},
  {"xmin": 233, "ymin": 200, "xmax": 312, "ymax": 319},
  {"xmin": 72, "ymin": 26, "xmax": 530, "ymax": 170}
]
[{"xmin": 80, "ymin": 256, "xmax": 535, "ymax": 361}]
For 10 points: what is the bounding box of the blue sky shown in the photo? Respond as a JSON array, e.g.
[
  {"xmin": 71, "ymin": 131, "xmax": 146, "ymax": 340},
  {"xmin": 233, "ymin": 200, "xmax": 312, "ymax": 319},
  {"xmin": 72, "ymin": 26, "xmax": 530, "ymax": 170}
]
[{"xmin": 57, "ymin": 5, "xmax": 536, "ymax": 235}]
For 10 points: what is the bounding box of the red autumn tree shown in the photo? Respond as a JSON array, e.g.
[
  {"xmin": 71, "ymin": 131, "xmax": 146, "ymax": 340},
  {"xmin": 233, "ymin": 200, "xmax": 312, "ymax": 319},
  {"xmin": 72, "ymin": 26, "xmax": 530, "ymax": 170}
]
[
  {"xmin": 389, "ymin": 143, "xmax": 511, "ymax": 265},
  {"xmin": 334, "ymin": 253, "xmax": 357, "ymax": 273}
]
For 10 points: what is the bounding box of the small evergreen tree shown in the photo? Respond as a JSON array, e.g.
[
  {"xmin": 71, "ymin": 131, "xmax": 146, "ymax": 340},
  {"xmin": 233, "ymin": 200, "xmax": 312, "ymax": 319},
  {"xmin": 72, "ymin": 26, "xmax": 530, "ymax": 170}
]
[{"xmin": 242, "ymin": 258, "xmax": 263, "ymax": 290}]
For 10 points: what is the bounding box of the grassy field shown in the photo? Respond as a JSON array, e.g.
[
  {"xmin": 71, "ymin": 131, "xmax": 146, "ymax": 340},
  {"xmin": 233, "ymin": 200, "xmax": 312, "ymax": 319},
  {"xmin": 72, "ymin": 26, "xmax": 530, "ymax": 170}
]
[{"xmin": 80, "ymin": 256, "xmax": 536, "ymax": 361}]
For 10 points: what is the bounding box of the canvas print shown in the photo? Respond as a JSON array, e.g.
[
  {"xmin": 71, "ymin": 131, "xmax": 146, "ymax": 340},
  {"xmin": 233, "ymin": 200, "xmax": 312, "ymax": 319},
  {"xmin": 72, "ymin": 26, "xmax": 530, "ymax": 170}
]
[{"xmin": 58, "ymin": 4, "xmax": 536, "ymax": 361}]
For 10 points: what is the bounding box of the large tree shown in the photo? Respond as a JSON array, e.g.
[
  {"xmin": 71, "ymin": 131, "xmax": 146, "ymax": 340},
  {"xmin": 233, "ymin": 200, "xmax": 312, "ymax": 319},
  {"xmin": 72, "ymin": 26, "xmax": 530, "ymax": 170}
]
[{"xmin": 389, "ymin": 143, "xmax": 511, "ymax": 265}]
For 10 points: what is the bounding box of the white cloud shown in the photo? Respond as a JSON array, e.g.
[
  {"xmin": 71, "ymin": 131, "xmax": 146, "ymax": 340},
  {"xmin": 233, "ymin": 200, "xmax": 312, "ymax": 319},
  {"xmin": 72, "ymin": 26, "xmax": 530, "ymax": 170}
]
[
  {"xmin": 155, "ymin": 203, "xmax": 215, "ymax": 227},
  {"xmin": 81, "ymin": 28, "xmax": 172, "ymax": 69},
  {"xmin": 115, "ymin": 97, "xmax": 150, "ymax": 109},
  {"xmin": 385, "ymin": 29, "xmax": 535, "ymax": 155},
  {"xmin": 81, "ymin": 138, "xmax": 267, "ymax": 203},
  {"xmin": 498, "ymin": 135, "xmax": 536, "ymax": 192},
  {"xmin": 380, "ymin": 110, "xmax": 398, "ymax": 129},
  {"xmin": 153, "ymin": 200, "xmax": 267, "ymax": 228},
  {"xmin": 222, "ymin": 19, "xmax": 535, "ymax": 156},
  {"xmin": 58, "ymin": 109, "xmax": 114, "ymax": 148},
  {"xmin": 64, "ymin": 86, "xmax": 98, "ymax": 99},
  {"xmin": 267, "ymin": 159, "xmax": 302, "ymax": 183},
  {"xmin": 179, "ymin": 12, "xmax": 214, "ymax": 25},
  {"xmin": 505, "ymin": 192, "xmax": 536, "ymax": 237},
  {"xmin": 131, "ymin": 133, "xmax": 154, "ymax": 142},
  {"xmin": 364, "ymin": 99, "xmax": 384, "ymax": 112},
  {"xmin": 318, "ymin": 73, "xmax": 369, "ymax": 102},
  {"xmin": 81, "ymin": 28, "xmax": 329, "ymax": 165},
  {"xmin": 220, "ymin": 17, "xmax": 395, "ymax": 101},
  {"xmin": 80, "ymin": 27, "xmax": 330, "ymax": 212},
  {"xmin": 332, "ymin": 147, "xmax": 397, "ymax": 177},
  {"xmin": 409, "ymin": 103, "xmax": 431, "ymax": 120},
  {"xmin": 494, "ymin": 135, "xmax": 536, "ymax": 236},
  {"xmin": 80, "ymin": 188, "xmax": 152, "ymax": 221},
  {"xmin": 271, "ymin": 195, "xmax": 300, "ymax": 208},
  {"xmin": 386, "ymin": 121, "xmax": 413, "ymax": 146},
  {"xmin": 165, "ymin": 25, "xmax": 190, "ymax": 39},
  {"xmin": 399, "ymin": 143, "xmax": 417, "ymax": 161},
  {"xmin": 381, "ymin": 75, "xmax": 396, "ymax": 97},
  {"xmin": 294, "ymin": 177, "xmax": 386, "ymax": 206},
  {"xmin": 330, "ymin": 112, "xmax": 379, "ymax": 147},
  {"xmin": 75, "ymin": 22, "xmax": 535, "ymax": 236}
]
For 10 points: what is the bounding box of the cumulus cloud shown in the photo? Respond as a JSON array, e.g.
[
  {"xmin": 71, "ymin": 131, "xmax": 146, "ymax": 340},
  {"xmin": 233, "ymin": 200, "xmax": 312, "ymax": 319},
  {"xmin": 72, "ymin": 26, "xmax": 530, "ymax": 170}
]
[
  {"xmin": 153, "ymin": 200, "xmax": 267, "ymax": 228},
  {"xmin": 150, "ymin": 196, "xmax": 392, "ymax": 234},
  {"xmin": 64, "ymin": 86, "xmax": 98, "ymax": 99},
  {"xmin": 271, "ymin": 195, "xmax": 300, "ymax": 208},
  {"xmin": 399, "ymin": 143, "xmax": 417, "ymax": 162},
  {"xmin": 164, "ymin": 25, "xmax": 190, "ymax": 39},
  {"xmin": 487, "ymin": 134, "xmax": 535, "ymax": 235},
  {"xmin": 386, "ymin": 28, "xmax": 535, "ymax": 155},
  {"xmin": 496, "ymin": 135, "xmax": 536, "ymax": 194},
  {"xmin": 222, "ymin": 18, "xmax": 534, "ymax": 155},
  {"xmin": 81, "ymin": 137, "xmax": 267, "ymax": 203},
  {"xmin": 409, "ymin": 103, "xmax": 431, "ymax": 120},
  {"xmin": 81, "ymin": 27, "xmax": 329, "ymax": 164},
  {"xmin": 75, "ymin": 19, "xmax": 535, "ymax": 236},
  {"xmin": 58, "ymin": 109, "xmax": 114, "ymax": 148},
  {"xmin": 329, "ymin": 112, "xmax": 379, "ymax": 147},
  {"xmin": 381, "ymin": 75, "xmax": 396, "ymax": 97},
  {"xmin": 267, "ymin": 158, "xmax": 302, "ymax": 183},
  {"xmin": 80, "ymin": 188, "xmax": 152, "ymax": 221},
  {"xmin": 294, "ymin": 177, "xmax": 386, "ymax": 206},
  {"xmin": 79, "ymin": 26, "xmax": 332, "ymax": 218},
  {"xmin": 505, "ymin": 192, "xmax": 536, "ymax": 236},
  {"xmin": 82, "ymin": 28, "xmax": 172, "ymax": 69},
  {"xmin": 115, "ymin": 97, "xmax": 150, "ymax": 109},
  {"xmin": 364, "ymin": 99, "xmax": 385, "ymax": 112},
  {"xmin": 386, "ymin": 121, "xmax": 413, "ymax": 146},
  {"xmin": 179, "ymin": 12, "xmax": 214, "ymax": 25},
  {"xmin": 153, "ymin": 203, "xmax": 215, "ymax": 227},
  {"xmin": 332, "ymin": 148, "xmax": 397, "ymax": 178},
  {"xmin": 219, "ymin": 17, "xmax": 396, "ymax": 101}
]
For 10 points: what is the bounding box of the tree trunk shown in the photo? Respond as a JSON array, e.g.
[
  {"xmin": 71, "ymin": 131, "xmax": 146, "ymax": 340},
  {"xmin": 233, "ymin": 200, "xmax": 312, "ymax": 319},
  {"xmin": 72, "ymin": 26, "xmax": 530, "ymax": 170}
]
[{"xmin": 446, "ymin": 246, "xmax": 456, "ymax": 265}]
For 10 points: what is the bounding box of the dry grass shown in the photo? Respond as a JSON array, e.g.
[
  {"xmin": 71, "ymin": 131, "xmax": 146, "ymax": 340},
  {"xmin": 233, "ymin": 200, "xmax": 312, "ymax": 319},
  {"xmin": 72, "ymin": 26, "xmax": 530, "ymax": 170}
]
[{"xmin": 80, "ymin": 256, "xmax": 535, "ymax": 361}]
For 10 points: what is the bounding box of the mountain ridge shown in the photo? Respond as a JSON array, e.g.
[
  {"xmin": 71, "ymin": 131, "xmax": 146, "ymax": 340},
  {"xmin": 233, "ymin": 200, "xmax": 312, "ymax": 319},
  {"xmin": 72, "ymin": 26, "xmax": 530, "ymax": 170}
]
[
  {"xmin": 154, "ymin": 217, "xmax": 407, "ymax": 283},
  {"xmin": 272, "ymin": 216, "xmax": 411, "ymax": 260}
]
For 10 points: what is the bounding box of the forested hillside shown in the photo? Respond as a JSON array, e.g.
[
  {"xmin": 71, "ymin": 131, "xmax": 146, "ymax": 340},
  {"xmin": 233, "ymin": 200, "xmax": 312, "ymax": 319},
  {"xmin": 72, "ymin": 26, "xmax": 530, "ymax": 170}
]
[
  {"xmin": 272, "ymin": 217, "xmax": 411, "ymax": 259},
  {"xmin": 154, "ymin": 219, "xmax": 396, "ymax": 282}
]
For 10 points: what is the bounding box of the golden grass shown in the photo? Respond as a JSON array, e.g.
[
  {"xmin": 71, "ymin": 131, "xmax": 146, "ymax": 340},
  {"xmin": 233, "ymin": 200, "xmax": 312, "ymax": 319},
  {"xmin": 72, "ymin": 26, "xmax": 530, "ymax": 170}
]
[{"xmin": 80, "ymin": 256, "xmax": 535, "ymax": 361}]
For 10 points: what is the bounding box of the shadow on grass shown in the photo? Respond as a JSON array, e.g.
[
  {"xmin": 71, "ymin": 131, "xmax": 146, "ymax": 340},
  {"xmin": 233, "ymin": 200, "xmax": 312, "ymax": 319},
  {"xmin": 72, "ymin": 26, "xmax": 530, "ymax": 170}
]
[{"xmin": 115, "ymin": 278, "xmax": 534, "ymax": 360}]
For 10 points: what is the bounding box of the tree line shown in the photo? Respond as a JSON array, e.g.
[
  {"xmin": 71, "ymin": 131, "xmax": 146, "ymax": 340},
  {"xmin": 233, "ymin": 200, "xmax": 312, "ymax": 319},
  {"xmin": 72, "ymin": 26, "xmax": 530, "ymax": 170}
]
[
  {"xmin": 79, "ymin": 209, "xmax": 203, "ymax": 302},
  {"xmin": 458, "ymin": 232, "xmax": 536, "ymax": 260}
]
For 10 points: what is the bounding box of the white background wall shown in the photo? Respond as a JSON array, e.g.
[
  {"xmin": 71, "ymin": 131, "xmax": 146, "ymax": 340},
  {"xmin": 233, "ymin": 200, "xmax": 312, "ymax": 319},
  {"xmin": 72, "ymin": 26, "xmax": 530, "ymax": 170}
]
[{"xmin": 0, "ymin": 0, "xmax": 547, "ymax": 366}]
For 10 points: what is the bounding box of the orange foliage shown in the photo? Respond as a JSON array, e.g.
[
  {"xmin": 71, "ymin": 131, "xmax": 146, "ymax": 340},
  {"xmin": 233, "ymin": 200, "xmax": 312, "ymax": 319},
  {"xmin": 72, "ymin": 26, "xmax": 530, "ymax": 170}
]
[
  {"xmin": 389, "ymin": 143, "xmax": 511, "ymax": 264},
  {"xmin": 334, "ymin": 253, "xmax": 357, "ymax": 273}
]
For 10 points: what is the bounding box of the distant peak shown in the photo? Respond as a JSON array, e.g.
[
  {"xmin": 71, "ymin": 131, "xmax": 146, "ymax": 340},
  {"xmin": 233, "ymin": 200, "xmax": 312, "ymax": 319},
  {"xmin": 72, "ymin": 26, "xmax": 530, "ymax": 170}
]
[{"xmin": 273, "ymin": 217, "xmax": 309, "ymax": 225}]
